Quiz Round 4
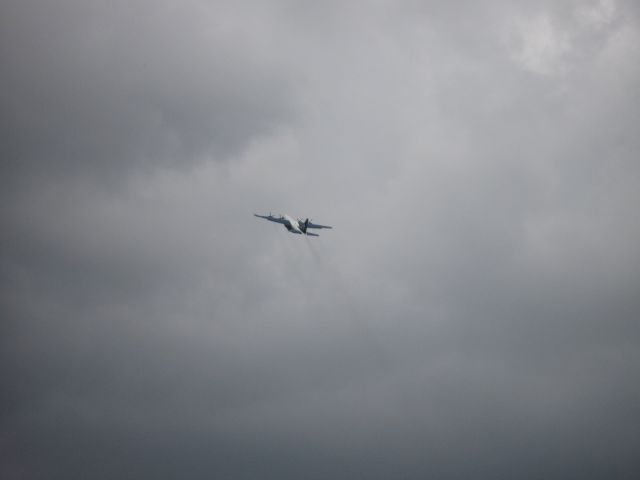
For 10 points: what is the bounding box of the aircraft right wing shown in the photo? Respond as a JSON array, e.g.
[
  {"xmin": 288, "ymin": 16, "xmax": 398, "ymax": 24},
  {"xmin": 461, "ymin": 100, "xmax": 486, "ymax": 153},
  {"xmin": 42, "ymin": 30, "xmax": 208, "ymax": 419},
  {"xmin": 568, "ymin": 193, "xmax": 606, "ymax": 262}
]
[{"xmin": 306, "ymin": 220, "xmax": 332, "ymax": 229}]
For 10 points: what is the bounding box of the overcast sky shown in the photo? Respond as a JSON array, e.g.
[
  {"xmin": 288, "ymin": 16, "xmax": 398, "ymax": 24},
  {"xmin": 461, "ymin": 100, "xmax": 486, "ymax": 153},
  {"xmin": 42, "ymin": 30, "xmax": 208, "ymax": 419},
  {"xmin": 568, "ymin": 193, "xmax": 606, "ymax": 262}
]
[{"xmin": 2, "ymin": 1, "xmax": 640, "ymax": 478}]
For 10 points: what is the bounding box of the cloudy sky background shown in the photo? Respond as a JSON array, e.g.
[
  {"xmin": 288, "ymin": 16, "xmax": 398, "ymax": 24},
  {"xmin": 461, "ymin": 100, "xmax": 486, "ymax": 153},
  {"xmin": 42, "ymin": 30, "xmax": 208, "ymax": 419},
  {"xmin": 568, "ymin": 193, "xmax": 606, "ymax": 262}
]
[{"xmin": 2, "ymin": 0, "xmax": 639, "ymax": 478}]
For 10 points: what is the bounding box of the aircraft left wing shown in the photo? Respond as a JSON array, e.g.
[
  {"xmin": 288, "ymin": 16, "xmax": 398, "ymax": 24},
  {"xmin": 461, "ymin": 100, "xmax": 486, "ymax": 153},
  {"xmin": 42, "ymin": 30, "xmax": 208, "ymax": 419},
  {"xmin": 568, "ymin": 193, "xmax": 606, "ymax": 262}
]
[{"xmin": 254, "ymin": 213, "xmax": 287, "ymax": 224}]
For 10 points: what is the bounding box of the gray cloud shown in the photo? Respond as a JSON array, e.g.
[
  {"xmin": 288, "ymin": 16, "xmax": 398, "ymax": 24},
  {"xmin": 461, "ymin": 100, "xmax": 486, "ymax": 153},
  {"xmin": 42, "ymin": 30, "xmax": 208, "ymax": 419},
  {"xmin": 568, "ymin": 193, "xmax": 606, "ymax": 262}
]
[
  {"xmin": 0, "ymin": 0, "xmax": 293, "ymax": 188},
  {"xmin": 2, "ymin": 1, "xmax": 640, "ymax": 479}
]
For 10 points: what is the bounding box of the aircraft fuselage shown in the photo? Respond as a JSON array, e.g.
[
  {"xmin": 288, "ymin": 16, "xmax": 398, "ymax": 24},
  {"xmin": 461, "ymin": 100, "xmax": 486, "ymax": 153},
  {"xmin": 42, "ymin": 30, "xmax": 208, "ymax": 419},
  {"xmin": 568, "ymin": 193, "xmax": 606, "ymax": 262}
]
[{"xmin": 282, "ymin": 214, "xmax": 303, "ymax": 234}]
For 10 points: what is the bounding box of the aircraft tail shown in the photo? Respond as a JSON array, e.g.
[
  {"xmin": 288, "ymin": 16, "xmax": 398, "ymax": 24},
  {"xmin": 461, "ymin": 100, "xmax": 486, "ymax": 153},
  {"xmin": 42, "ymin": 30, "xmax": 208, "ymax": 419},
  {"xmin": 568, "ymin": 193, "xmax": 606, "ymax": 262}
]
[{"xmin": 301, "ymin": 218, "xmax": 309, "ymax": 234}]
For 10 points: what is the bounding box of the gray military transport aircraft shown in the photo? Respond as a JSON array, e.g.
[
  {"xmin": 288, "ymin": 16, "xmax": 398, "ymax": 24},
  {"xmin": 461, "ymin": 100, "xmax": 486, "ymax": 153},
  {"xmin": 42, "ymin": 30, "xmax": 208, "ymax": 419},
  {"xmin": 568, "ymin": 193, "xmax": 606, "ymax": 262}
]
[{"xmin": 254, "ymin": 213, "xmax": 332, "ymax": 237}]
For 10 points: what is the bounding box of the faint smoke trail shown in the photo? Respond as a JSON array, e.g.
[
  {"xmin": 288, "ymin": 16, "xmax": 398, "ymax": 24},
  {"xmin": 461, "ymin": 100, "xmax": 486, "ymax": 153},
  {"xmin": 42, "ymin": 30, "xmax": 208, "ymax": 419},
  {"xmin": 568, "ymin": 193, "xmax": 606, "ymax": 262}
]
[
  {"xmin": 303, "ymin": 235, "xmax": 389, "ymax": 368},
  {"xmin": 304, "ymin": 234, "xmax": 323, "ymax": 264},
  {"xmin": 276, "ymin": 232, "xmax": 316, "ymax": 299}
]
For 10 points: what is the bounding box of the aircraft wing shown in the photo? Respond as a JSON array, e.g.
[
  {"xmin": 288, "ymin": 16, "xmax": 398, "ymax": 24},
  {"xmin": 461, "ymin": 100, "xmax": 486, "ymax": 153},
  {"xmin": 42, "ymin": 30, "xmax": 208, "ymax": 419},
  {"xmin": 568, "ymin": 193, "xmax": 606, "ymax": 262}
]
[
  {"xmin": 306, "ymin": 221, "xmax": 332, "ymax": 229},
  {"xmin": 254, "ymin": 214, "xmax": 287, "ymax": 224}
]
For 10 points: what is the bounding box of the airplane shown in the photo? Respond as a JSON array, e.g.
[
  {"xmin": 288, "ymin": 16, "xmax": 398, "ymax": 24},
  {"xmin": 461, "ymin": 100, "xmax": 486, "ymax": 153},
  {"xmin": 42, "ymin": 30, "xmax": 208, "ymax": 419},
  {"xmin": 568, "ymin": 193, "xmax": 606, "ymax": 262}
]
[{"xmin": 254, "ymin": 213, "xmax": 332, "ymax": 237}]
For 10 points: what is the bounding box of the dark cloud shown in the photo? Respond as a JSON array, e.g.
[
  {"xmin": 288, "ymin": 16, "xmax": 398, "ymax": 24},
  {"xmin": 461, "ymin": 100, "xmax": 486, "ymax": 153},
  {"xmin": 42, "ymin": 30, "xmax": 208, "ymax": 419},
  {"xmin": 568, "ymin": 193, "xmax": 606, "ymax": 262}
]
[
  {"xmin": 0, "ymin": 0, "xmax": 293, "ymax": 188},
  {"xmin": 2, "ymin": 1, "xmax": 640, "ymax": 479}
]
